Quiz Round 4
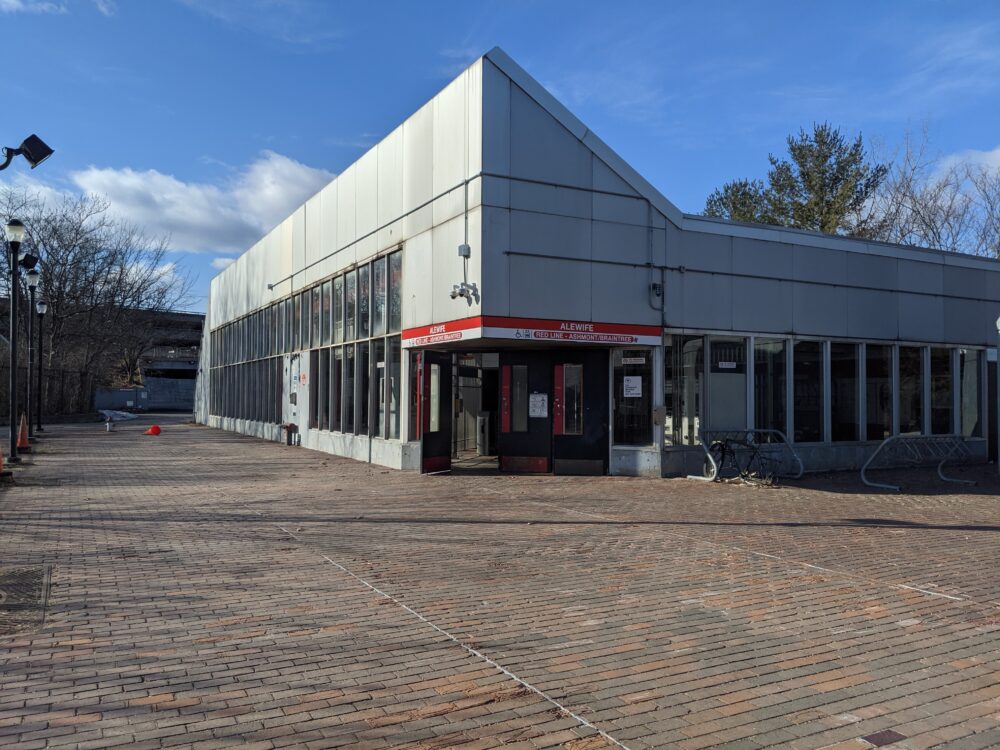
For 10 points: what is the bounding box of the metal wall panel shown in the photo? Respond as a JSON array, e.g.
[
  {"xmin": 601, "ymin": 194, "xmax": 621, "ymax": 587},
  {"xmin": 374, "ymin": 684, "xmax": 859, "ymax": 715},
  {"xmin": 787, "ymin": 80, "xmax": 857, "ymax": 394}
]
[
  {"xmin": 481, "ymin": 59, "xmax": 510, "ymax": 177},
  {"xmin": 793, "ymin": 282, "xmax": 847, "ymax": 336},
  {"xmin": 898, "ymin": 292, "xmax": 945, "ymax": 341},
  {"xmin": 335, "ymin": 163, "xmax": 356, "ymax": 250},
  {"xmin": 510, "ymin": 181, "xmax": 591, "ymax": 220},
  {"xmin": 355, "ymin": 148, "xmax": 378, "ymax": 240},
  {"xmin": 676, "ymin": 231, "xmax": 732, "ymax": 274},
  {"xmin": 793, "ymin": 246, "xmax": 848, "ymax": 285},
  {"xmin": 482, "ymin": 207, "xmax": 511, "ymax": 317},
  {"xmin": 591, "ymin": 221, "xmax": 647, "ymax": 265},
  {"xmin": 847, "ymin": 288, "xmax": 898, "ymax": 339},
  {"xmin": 509, "ymin": 210, "xmax": 591, "ymax": 261},
  {"xmin": 730, "ymin": 277, "xmax": 793, "ymax": 334},
  {"xmin": 402, "ymin": 102, "xmax": 434, "ymax": 215},
  {"xmin": 377, "ymin": 126, "xmax": 403, "ymax": 227},
  {"xmin": 509, "ymin": 84, "xmax": 592, "ymax": 190},
  {"xmin": 591, "ymin": 263, "xmax": 659, "ymax": 326},
  {"xmin": 432, "ymin": 74, "xmax": 467, "ymax": 198},
  {"xmin": 507, "ymin": 254, "xmax": 591, "ymax": 320}
]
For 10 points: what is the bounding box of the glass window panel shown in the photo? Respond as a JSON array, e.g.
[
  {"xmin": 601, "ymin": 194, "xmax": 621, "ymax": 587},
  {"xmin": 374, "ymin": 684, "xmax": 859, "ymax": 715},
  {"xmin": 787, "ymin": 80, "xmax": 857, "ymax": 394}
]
[
  {"xmin": 344, "ymin": 344, "xmax": 355, "ymax": 433},
  {"xmin": 409, "ymin": 352, "xmax": 421, "ymax": 439},
  {"xmin": 388, "ymin": 251, "xmax": 402, "ymax": 333},
  {"xmin": 664, "ymin": 335, "xmax": 703, "ymax": 446},
  {"xmin": 387, "ymin": 336, "xmax": 401, "ymax": 440},
  {"xmin": 830, "ymin": 343, "xmax": 858, "ymax": 441},
  {"xmin": 899, "ymin": 346, "xmax": 924, "ymax": 434},
  {"xmin": 374, "ymin": 339, "xmax": 386, "ymax": 438},
  {"xmin": 345, "ymin": 270, "xmax": 357, "ymax": 342},
  {"xmin": 358, "ymin": 341, "xmax": 370, "ymax": 434},
  {"xmin": 959, "ymin": 349, "xmax": 981, "ymax": 437},
  {"xmin": 333, "ymin": 276, "xmax": 344, "ymax": 344},
  {"xmin": 308, "ymin": 350, "xmax": 319, "ymax": 428},
  {"xmin": 511, "ymin": 365, "xmax": 528, "ymax": 433},
  {"xmin": 310, "ymin": 287, "xmax": 321, "ymax": 349},
  {"xmin": 292, "ymin": 294, "xmax": 301, "ymax": 351},
  {"xmin": 754, "ymin": 339, "xmax": 786, "ymax": 434},
  {"xmin": 563, "ymin": 364, "xmax": 583, "ymax": 435},
  {"xmin": 865, "ymin": 344, "xmax": 893, "ymax": 441},
  {"xmin": 930, "ymin": 347, "xmax": 953, "ymax": 434},
  {"xmin": 321, "ymin": 281, "xmax": 332, "ymax": 346},
  {"xmin": 793, "ymin": 341, "xmax": 823, "ymax": 442},
  {"xmin": 318, "ymin": 348, "xmax": 330, "ymax": 430},
  {"xmin": 613, "ymin": 349, "xmax": 652, "ymax": 445},
  {"xmin": 707, "ymin": 337, "xmax": 747, "ymax": 431},
  {"xmin": 373, "ymin": 256, "xmax": 387, "ymax": 336},
  {"xmin": 429, "ymin": 363, "xmax": 441, "ymax": 433},
  {"xmin": 358, "ymin": 264, "xmax": 371, "ymax": 340},
  {"xmin": 331, "ymin": 347, "xmax": 343, "ymax": 432}
]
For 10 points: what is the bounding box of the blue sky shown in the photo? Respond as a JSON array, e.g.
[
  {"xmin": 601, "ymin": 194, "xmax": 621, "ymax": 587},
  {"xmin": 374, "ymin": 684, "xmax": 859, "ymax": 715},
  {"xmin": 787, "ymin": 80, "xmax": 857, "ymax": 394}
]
[{"xmin": 1, "ymin": 0, "xmax": 998, "ymax": 311}]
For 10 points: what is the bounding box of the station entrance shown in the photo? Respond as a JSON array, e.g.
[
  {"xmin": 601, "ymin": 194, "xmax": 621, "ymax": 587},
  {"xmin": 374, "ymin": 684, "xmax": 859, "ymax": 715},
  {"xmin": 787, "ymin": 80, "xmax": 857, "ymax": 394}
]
[{"xmin": 413, "ymin": 348, "xmax": 609, "ymax": 475}]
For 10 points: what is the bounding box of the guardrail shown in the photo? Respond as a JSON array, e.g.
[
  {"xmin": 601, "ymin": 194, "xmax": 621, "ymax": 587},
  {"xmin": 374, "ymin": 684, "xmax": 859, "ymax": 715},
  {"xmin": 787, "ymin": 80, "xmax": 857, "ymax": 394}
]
[
  {"xmin": 860, "ymin": 434, "xmax": 978, "ymax": 492},
  {"xmin": 686, "ymin": 429, "xmax": 804, "ymax": 482}
]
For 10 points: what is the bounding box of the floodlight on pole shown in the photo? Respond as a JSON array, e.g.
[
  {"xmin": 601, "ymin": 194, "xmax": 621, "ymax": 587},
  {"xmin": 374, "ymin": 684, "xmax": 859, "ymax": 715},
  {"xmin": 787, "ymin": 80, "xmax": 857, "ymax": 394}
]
[{"xmin": 0, "ymin": 134, "xmax": 54, "ymax": 171}]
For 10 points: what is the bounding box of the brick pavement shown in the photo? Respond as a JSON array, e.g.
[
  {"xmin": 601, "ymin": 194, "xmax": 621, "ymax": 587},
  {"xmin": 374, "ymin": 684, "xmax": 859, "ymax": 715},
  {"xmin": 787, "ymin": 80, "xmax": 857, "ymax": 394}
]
[{"xmin": 1, "ymin": 417, "xmax": 999, "ymax": 749}]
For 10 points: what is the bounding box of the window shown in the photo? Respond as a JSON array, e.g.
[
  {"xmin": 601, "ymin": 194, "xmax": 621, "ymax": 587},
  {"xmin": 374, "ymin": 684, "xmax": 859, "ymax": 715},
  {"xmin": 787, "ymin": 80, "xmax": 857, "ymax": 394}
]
[
  {"xmin": 930, "ymin": 348, "xmax": 953, "ymax": 434},
  {"xmin": 358, "ymin": 341, "xmax": 370, "ymax": 435},
  {"xmin": 373, "ymin": 256, "xmax": 387, "ymax": 336},
  {"xmin": 321, "ymin": 281, "xmax": 332, "ymax": 346},
  {"xmin": 373, "ymin": 339, "xmax": 386, "ymax": 438},
  {"xmin": 318, "ymin": 348, "xmax": 330, "ymax": 430},
  {"xmin": 343, "ymin": 345, "xmax": 355, "ymax": 433},
  {"xmin": 959, "ymin": 349, "xmax": 981, "ymax": 437},
  {"xmin": 708, "ymin": 337, "xmax": 746, "ymax": 431},
  {"xmin": 331, "ymin": 347, "xmax": 343, "ymax": 432},
  {"xmin": 308, "ymin": 287, "xmax": 320, "ymax": 349},
  {"xmin": 282, "ymin": 298, "xmax": 292, "ymax": 353},
  {"xmin": 613, "ymin": 349, "xmax": 652, "ymax": 445},
  {"xmin": 793, "ymin": 341, "xmax": 823, "ymax": 442},
  {"xmin": 865, "ymin": 344, "xmax": 892, "ymax": 441},
  {"xmin": 830, "ymin": 343, "xmax": 858, "ymax": 441},
  {"xmin": 665, "ymin": 335, "xmax": 703, "ymax": 445},
  {"xmin": 899, "ymin": 346, "xmax": 923, "ymax": 434},
  {"xmin": 387, "ymin": 336, "xmax": 401, "ymax": 440},
  {"xmin": 563, "ymin": 364, "xmax": 583, "ymax": 435},
  {"xmin": 510, "ymin": 365, "xmax": 528, "ymax": 432},
  {"xmin": 333, "ymin": 276, "xmax": 344, "ymax": 344},
  {"xmin": 754, "ymin": 339, "xmax": 786, "ymax": 434},
  {"xmin": 429, "ymin": 363, "xmax": 441, "ymax": 433},
  {"xmin": 345, "ymin": 270, "xmax": 357, "ymax": 342},
  {"xmin": 309, "ymin": 350, "xmax": 320, "ymax": 429},
  {"xmin": 388, "ymin": 251, "xmax": 402, "ymax": 333},
  {"xmin": 358, "ymin": 264, "xmax": 371, "ymax": 339}
]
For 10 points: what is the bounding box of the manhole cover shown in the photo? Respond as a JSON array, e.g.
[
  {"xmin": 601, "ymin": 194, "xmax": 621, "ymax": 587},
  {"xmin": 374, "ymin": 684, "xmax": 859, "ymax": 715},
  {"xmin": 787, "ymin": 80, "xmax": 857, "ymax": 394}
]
[{"xmin": 0, "ymin": 566, "xmax": 51, "ymax": 637}]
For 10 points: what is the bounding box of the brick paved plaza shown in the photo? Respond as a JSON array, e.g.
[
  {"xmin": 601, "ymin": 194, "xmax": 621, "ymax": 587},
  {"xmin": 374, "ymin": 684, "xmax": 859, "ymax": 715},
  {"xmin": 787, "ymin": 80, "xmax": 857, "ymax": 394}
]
[{"xmin": 1, "ymin": 418, "xmax": 999, "ymax": 749}]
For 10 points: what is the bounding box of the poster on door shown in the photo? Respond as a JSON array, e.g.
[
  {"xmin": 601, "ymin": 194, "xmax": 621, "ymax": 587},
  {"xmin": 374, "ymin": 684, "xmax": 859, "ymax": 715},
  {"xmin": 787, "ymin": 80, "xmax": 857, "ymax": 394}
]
[
  {"xmin": 623, "ymin": 376, "xmax": 643, "ymax": 398},
  {"xmin": 529, "ymin": 392, "xmax": 548, "ymax": 418}
]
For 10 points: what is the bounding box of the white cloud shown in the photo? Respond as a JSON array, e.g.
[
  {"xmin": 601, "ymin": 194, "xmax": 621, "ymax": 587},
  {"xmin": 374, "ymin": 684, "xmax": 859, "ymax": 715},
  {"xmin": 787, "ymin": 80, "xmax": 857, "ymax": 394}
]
[
  {"xmin": 211, "ymin": 257, "xmax": 235, "ymax": 270},
  {"xmin": 937, "ymin": 145, "xmax": 1000, "ymax": 174},
  {"xmin": 93, "ymin": 0, "xmax": 115, "ymax": 15},
  {"xmin": 70, "ymin": 150, "xmax": 333, "ymax": 253},
  {"xmin": 0, "ymin": 0, "xmax": 65, "ymax": 12}
]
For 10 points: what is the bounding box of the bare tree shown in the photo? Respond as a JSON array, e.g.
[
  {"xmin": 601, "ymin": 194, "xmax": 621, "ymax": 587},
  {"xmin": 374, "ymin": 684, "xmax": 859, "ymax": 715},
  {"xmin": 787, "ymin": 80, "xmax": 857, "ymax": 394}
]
[
  {"xmin": 858, "ymin": 131, "xmax": 1000, "ymax": 257},
  {"xmin": 0, "ymin": 187, "xmax": 192, "ymax": 410}
]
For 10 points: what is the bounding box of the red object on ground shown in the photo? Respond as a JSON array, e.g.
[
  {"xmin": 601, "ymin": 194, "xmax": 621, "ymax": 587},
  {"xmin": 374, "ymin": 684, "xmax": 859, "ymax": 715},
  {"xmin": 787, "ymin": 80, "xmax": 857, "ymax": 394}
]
[{"xmin": 144, "ymin": 425, "xmax": 161, "ymax": 436}]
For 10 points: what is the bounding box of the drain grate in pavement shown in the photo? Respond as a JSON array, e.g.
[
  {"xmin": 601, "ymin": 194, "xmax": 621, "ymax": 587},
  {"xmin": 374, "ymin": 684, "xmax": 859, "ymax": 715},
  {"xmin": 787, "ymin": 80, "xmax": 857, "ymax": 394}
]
[
  {"xmin": 0, "ymin": 566, "xmax": 51, "ymax": 637},
  {"xmin": 862, "ymin": 730, "xmax": 907, "ymax": 747}
]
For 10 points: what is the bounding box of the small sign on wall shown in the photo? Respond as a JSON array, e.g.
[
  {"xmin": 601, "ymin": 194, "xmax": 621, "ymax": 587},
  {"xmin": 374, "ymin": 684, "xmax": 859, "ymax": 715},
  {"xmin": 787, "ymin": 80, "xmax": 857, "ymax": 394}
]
[
  {"xmin": 623, "ymin": 376, "xmax": 643, "ymax": 398},
  {"xmin": 529, "ymin": 392, "xmax": 548, "ymax": 418},
  {"xmin": 299, "ymin": 372, "xmax": 308, "ymax": 385}
]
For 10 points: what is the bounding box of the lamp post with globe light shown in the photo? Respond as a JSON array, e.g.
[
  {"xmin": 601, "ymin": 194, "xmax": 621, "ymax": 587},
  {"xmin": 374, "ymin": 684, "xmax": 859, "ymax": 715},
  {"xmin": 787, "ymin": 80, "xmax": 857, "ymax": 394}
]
[
  {"xmin": 35, "ymin": 300, "xmax": 47, "ymax": 433},
  {"xmin": 5, "ymin": 220, "xmax": 25, "ymax": 461},
  {"xmin": 25, "ymin": 268, "xmax": 39, "ymax": 440}
]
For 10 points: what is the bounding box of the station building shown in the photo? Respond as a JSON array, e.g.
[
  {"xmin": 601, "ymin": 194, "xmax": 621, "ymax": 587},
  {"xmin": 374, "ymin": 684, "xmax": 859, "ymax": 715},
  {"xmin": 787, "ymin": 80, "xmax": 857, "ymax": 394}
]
[{"xmin": 194, "ymin": 48, "xmax": 1000, "ymax": 476}]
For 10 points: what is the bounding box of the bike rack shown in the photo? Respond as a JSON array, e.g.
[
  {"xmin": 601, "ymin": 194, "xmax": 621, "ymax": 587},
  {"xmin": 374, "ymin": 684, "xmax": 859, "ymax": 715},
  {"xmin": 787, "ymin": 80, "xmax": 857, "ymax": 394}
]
[
  {"xmin": 686, "ymin": 429, "xmax": 804, "ymax": 482},
  {"xmin": 860, "ymin": 434, "xmax": 978, "ymax": 492}
]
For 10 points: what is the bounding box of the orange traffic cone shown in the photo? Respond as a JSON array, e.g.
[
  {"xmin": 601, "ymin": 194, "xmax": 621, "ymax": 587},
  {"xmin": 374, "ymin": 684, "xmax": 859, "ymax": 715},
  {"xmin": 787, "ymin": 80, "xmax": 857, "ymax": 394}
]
[
  {"xmin": 16, "ymin": 414, "xmax": 30, "ymax": 453},
  {"xmin": 143, "ymin": 424, "xmax": 161, "ymax": 436}
]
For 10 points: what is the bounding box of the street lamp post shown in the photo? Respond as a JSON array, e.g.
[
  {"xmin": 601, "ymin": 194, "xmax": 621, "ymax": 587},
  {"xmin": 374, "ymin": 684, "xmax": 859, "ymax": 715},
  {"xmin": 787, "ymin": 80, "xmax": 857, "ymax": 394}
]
[
  {"xmin": 5, "ymin": 219, "xmax": 25, "ymax": 462},
  {"xmin": 25, "ymin": 268, "xmax": 39, "ymax": 440},
  {"xmin": 996, "ymin": 316, "xmax": 1000, "ymax": 477},
  {"xmin": 36, "ymin": 300, "xmax": 46, "ymax": 433}
]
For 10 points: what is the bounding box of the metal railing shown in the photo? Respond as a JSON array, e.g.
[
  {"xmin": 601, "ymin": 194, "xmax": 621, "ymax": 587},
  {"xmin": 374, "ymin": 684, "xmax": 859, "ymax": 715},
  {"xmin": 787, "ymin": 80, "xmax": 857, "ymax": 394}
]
[
  {"xmin": 687, "ymin": 429, "xmax": 804, "ymax": 482},
  {"xmin": 860, "ymin": 434, "xmax": 978, "ymax": 492}
]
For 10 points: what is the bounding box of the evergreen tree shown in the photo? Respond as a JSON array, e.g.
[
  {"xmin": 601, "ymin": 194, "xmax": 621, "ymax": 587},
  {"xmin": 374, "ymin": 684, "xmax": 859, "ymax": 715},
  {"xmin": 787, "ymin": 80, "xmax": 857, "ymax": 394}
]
[{"xmin": 704, "ymin": 123, "xmax": 888, "ymax": 236}]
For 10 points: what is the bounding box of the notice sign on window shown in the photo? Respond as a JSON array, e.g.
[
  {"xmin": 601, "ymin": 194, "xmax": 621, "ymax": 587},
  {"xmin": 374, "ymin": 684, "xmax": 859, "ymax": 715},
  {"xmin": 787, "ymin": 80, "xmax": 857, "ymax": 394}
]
[
  {"xmin": 623, "ymin": 376, "xmax": 643, "ymax": 399},
  {"xmin": 529, "ymin": 392, "xmax": 548, "ymax": 418}
]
